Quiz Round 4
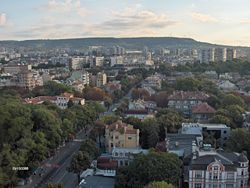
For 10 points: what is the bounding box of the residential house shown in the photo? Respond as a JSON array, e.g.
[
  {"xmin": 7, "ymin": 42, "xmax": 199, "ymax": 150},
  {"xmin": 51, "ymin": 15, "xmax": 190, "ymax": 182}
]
[
  {"xmin": 192, "ymin": 103, "xmax": 216, "ymax": 123},
  {"xmin": 168, "ymin": 91, "xmax": 209, "ymax": 117},
  {"xmin": 24, "ymin": 92, "xmax": 85, "ymax": 109},
  {"xmin": 111, "ymin": 147, "xmax": 148, "ymax": 167},
  {"xmin": 218, "ymin": 80, "xmax": 238, "ymax": 92},
  {"xmin": 105, "ymin": 121, "xmax": 140, "ymax": 153},
  {"xmin": 128, "ymin": 99, "xmax": 157, "ymax": 112}
]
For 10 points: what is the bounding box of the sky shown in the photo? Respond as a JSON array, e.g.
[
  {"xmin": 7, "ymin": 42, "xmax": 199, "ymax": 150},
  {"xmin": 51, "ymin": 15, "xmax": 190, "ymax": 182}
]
[{"xmin": 0, "ymin": 0, "xmax": 250, "ymax": 46}]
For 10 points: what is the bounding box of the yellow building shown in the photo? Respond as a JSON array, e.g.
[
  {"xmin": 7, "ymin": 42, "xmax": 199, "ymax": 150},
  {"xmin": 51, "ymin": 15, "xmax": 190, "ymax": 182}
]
[{"xmin": 105, "ymin": 121, "xmax": 140, "ymax": 153}]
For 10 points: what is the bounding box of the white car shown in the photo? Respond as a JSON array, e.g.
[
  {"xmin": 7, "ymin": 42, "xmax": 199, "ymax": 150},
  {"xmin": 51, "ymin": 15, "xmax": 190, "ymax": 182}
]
[{"xmin": 79, "ymin": 178, "xmax": 86, "ymax": 186}]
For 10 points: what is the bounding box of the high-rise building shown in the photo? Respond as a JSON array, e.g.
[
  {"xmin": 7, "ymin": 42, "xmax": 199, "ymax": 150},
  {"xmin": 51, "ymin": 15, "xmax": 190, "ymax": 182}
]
[
  {"xmin": 226, "ymin": 48, "xmax": 237, "ymax": 61},
  {"xmin": 200, "ymin": 48, "xmax": 215, "ymax": 64},
  {"xmin": 96, "ymin": 71, "xmax": 107, "ymax": 87},
  {"xmin": 70, "ymin": 57, "xmax": 84, "ymax": 70},
  {"xmin": 110, "ymin": 56, "xmax": 124, "ymax": 67},
  {"xmin": 214, "ymin": 48, "xmax": 227, "ymax": 62},
  {"xmin": 113, "ymin": 46, "xmax": 125, "ymax": 56},
  {"xmin": 95, "ymin": 56, "xmax": 104, "ymax": 67}
]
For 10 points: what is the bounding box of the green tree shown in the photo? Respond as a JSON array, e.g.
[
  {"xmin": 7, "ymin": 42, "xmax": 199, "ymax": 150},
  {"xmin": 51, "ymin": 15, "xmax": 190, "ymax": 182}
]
[
  {"xmin": 47, "ymin": 183, "xmax": 64, "ymax": 188},
  {"xmin": 156, "ymin": 108, "xmax": 184, "ymax": 134},
  {"xmin": 115, "ymin": 151, "xmax": 181, "ymax": 188},
  {"xmin": 100, "ymin": 115, "xmax": 120, "ymax": 125},
  {"xmin": 140, "ymin": 118, "xmax": 159, "ymax": 149},
  {"xmin": 226, "ymin": 129, "xmax": 250, "ymax": 160},
  {"xmin": 68, "ymin": 151, "xmax": 90, "ymax": 182},
  {"xmin": 221, "ymin": 94, "xmax": 245, "ymax": 108},
  {"xmin": 79, "ymin": 140, "xmax": 99, "ymax": 160},
  {"xmin": 144, "ymin": 181, "xmax": 175, "ymax": 188}
]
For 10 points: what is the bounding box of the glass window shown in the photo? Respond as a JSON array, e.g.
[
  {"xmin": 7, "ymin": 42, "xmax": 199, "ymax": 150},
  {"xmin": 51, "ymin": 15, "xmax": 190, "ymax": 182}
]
[
  {"xmin": 213, "ymin": 173, "xmax": 218, "ymax": 180},
  {"xmin": 195, "ymin": 171, "xmax": 202, "ymax": 178},
  {"xmin": 194, "ymin": 183, "xmax": 202, "ymax": 188}
]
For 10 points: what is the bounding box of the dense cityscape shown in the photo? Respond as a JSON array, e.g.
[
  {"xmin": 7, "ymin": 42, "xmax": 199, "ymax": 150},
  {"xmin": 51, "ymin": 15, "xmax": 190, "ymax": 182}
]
[{"xmin": 1, "ymin": 1, "xmax": 250, "ymax": 188}]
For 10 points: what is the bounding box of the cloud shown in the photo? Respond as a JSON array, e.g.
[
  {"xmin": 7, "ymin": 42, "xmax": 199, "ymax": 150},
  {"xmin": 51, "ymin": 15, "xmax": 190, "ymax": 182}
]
[
  {"xmin": 0, "ymin": 13, "xmax": 7, "ymax": 26},
  {"xmin": 99, "ymin": 7, "xmax": 178, "ymax": 33},
  {"xmin": 240, "ymin": 19, "xmax": 250, "ymax": 24},
  {"xmin": 191, "ymin": 12, "xmax": 218, "ymax": 23},
  {"xmin": 40, "ymin": 0, "xmax": 88, "ymax": 17}
]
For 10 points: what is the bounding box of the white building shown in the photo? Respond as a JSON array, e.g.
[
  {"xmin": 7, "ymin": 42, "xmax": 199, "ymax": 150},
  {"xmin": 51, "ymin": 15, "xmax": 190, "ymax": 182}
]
[
  {"xmin": 111, "ymin": 148, "xmax": 148, "ymax": 167},
  {"xmin": 200, "ymin": 49, "xmax": 215, "ymax": 64},
  {"xmin": 110, "ymin": 56, "xmax": 124, "ymax": 67},
  {"xmin": 96, "ymin": 72, "xmax": 107, "ymax": 87},
  {"xmin": 95, "ymin": 57, "xmax": 104, "ymax": 67},
  {"xmin": 214, "ymin": 48, "xmax": 227, "ymax": 62},
  {"xmin": 70, "ymin": 57, "xmax": 85, "ymax": 70},
  {"xmin": 188, "ymin": 145, "xmax": 249, "ymax": 188}
]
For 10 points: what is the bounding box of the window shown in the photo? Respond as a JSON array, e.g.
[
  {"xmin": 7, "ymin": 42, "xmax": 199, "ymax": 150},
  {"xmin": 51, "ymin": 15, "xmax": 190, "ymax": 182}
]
[
  {"xmin": 226, "ymin": 184, "xmax": 234, "ymax": 188},
  {"xmin": 120, "ymin": 160, "xmax": 123, "ymax": 166},
  {"xmin": 241, "ymin": 180, "xmax": 244, "ymax": 188},
  {"xmin": 128, "ymin": 136, "xmax": 132, "ymax": 140},
  {"xmin": 224, "ymin": 130, "xmax": 227, "ymax": 134},
  {"xmin": 227, "ymin": 172, "xmax": 234, "ymax": 180},
  {"xmin": 213, "ymin": 166, "xmax": 218, "ymax": 171},
  {"xmin": 110, "ymin": 143, "xmax": 113, "ymax": 147},
  {"xmin": 213, "ymin": 173, "xmax": 218, "ymax": 180},
  {"xmin": 209, "ymin": 172, "xmax": 212, "ymax": 179},
  {"xmin": 194, "ymin": 183, "xmax": 202, "ymax": 188},
  {"xmin": 125, "ymin": 160, "xmax": 129, "ymax": 166},
  {"xmin": 115, "ymin": 136, "xmax": 119, "ymax": 139},
  {"xmin": 195, "ymin": 171, "xmax": 202, "ymax": 178}
]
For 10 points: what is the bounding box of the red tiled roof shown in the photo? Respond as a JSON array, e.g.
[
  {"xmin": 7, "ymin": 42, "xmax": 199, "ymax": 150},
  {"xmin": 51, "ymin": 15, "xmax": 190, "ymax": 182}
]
[
  {"xmin": 108, "ymin": 121, "xmax": 128, "ymax": 130},
  {"xmin": 24, "ymin": 96, "xmax": 57, "ymax": 104},
  {"xmin": 97, "ymin": 156, "xmax": 118, "ymax": 170},
  {"xmin": 125, "ymin": 109, "xmax": 149, "ymax": 115},
  {"xmin": 192, "ymin": 103, "xmax": 216, "ymax": 114},
  {"xmin": 61, "ymin": 92, "xmax": 73, "ymax": 98}
]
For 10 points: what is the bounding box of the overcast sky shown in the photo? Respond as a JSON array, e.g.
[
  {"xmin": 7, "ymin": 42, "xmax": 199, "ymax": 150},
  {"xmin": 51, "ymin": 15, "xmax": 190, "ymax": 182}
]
[{"xmin": 1, "ymin": 0, "xmax": 250, "ymax": 46}]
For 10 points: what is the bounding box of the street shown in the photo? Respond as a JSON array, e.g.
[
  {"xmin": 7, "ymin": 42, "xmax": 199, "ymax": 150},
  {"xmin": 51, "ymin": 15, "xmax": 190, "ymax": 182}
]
[{"xmin": 20, "ymin": 130, "xmax": 88, "ymax": 188}]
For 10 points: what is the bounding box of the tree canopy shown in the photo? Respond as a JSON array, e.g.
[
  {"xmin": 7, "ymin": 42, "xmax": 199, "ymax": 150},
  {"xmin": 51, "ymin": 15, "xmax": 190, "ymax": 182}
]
[{"xmin": 115, "ymin": 150, "xmax": 182, "ymax": 188}]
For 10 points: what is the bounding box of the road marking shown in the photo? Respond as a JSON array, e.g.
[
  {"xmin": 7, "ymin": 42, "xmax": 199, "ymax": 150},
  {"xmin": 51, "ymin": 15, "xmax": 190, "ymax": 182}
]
[{"xmin": 56, "ymin": 171, "xmax": 68, "ymax": 183}]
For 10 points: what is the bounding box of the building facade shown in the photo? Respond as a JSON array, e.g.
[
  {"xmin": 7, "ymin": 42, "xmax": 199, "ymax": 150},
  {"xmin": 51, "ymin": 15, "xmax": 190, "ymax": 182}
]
[
  {"xmin": 168, "ymin": 91, "xmax": 209, "ymax": 117},
  {"xmin": 201, "ymin": 49, "xmax": 215, "ymax": 64},
  {"xmin": 226, "ymin": 48, "xmax": 237, "ymax": 61},
  {"xmin": 105, "ymin": 121, "xmax": 140, "ymax": 153},
  {"xmin": 188, "ymin": 147, "xmax": 249, "ymax": 188},
  {"xmin": 214, "ymin": 48, "xmax": 227, "ymax": 62}
]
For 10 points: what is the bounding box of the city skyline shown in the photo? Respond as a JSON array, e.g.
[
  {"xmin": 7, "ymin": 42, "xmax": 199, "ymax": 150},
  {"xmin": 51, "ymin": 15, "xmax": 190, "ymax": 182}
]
[{"xmin": 1, "ymin": 0, "xmax": 250, "ymax": 46}]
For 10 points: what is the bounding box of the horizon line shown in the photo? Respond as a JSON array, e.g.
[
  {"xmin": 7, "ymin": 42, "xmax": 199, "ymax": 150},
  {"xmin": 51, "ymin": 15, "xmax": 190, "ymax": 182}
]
[{"xmin": 0, "ymin": 36, "xmax": 249, "ymax": 48}]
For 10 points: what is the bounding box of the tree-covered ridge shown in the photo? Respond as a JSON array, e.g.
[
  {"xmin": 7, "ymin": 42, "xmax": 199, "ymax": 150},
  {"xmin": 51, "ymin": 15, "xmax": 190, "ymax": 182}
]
[
  {"xmin": 0, "ymin": 91, "xmax": 104, "ymax": 187},
  {"xmin": 0, "ymin": 37, "xmax": 226, "ymax": 49}
]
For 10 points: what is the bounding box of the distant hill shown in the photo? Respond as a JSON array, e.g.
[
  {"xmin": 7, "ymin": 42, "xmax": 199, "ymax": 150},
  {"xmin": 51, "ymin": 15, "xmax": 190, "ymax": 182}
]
[{"xmin": 0, "ymin": 37, "xmax": 247, "ymax": 49}]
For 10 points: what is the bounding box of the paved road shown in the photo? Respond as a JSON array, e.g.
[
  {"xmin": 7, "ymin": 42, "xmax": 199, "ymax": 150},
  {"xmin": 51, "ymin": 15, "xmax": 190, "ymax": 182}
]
[{"xmin": 20, "ymin": 130, "xmax": 88, "ymax": 188}]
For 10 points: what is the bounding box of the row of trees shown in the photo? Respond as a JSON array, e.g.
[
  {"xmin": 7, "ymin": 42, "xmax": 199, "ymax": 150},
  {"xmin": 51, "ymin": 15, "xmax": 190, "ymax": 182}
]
[
  {"xmin": 0, "ymin": 91, "xmax": 104, "ymax": 187},
  {"xmin": 157, "ymin": 60, "xmax": 250, "ymax": 76}
]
